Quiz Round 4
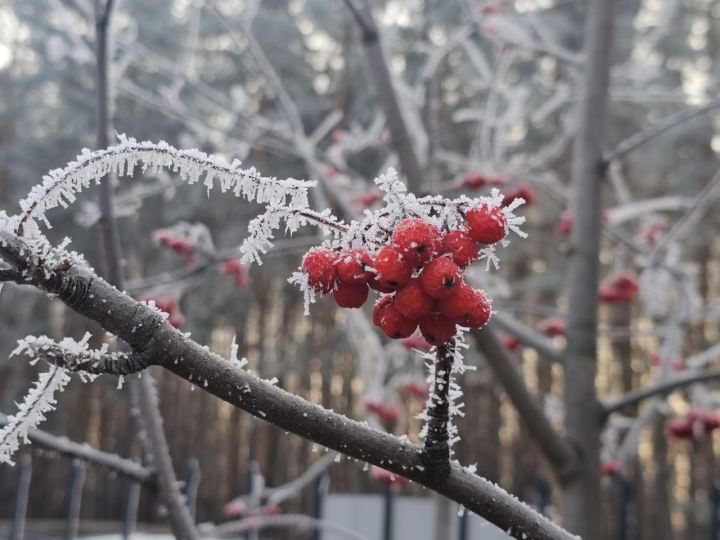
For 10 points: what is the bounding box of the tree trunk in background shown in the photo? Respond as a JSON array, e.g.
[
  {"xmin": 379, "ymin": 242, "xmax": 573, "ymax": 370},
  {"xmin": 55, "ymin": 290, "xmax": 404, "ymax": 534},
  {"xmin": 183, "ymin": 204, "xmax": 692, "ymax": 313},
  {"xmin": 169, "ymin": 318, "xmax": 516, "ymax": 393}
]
[
  {"xmin": 93, "ymin": 1, "xmax": 198, "ymax": 537},
  {"xmin": 563, "ymin": 1, "xmax": 617, "ymax": 538}
]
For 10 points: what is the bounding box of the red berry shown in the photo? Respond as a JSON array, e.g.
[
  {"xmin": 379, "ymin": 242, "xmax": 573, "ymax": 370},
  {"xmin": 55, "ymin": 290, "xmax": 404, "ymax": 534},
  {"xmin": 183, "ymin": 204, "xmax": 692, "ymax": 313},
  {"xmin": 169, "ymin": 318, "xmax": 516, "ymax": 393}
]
[
  {"xmin": 419, "ymin": 313, "xmax": 456, "ymax": 346},
  {"xmin": 420, "ymin": 257, "xmax": 462, "ymax": 300},
  {"xmin": 336, "ymin": 249, "xmax": 373, "ymax": 284},
  {"xmin": 377, "ymin": 304, "xmax": 418, "ymax": 339},
  {"xmin": 400, "ymin": 334, "xmax": 432, "ymax": 351},
  {"xmin": 168, "ymin": 313, "xmax": 185, "ymax": 328},
  {"xmin": 438, "ymin": 283, "xmax": 491, "ymax": 327},
  {"xmin": 302, "ymin": 248, "xmax": 338, "ymax": 294},
  {"xmin": 333, "ymin": 282, "xmax": 369, "ymax": 308},
  {"xmin": 169, "ymin": 237, "xmax": 194, "ymax": 255},
  {"xmin": 441, "ymin": 230, "xmax": 478, "ymax": 268},
  {"xmin": 466, "ymin": 204, "xmax": 507, "ymax": 245},
  {"xmin": 502, "ymin": 184, "xmax": 536, "ymax": 207},
  {"xmin": 537, "ymin": 317, "xmax": 566, "ymax": 337},
  {"xmin": 391, "ymin": 219, "xmax": 440, "ymax": 266},
  {"xmin": 374, "ymin": 245, "xmax": 413, "ymax": 288},
  {"xmin": 372, "ymin": 295, "xmax": 394, "ymax": 326},
  {"xmin": 394, "ymin": 279, "xmax": 434, "ymax": 320},
  {"xmin": 369, "ymin": 275, "xmax": 397, "ymax": 293}
]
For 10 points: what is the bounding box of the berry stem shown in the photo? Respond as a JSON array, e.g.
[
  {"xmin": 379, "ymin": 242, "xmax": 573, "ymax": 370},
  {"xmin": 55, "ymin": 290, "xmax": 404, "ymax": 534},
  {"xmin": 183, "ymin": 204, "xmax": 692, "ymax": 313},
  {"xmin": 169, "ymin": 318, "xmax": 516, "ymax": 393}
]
[{"xmin": 422, "ymin": 340, "xmax": 454, "ymax": 484}]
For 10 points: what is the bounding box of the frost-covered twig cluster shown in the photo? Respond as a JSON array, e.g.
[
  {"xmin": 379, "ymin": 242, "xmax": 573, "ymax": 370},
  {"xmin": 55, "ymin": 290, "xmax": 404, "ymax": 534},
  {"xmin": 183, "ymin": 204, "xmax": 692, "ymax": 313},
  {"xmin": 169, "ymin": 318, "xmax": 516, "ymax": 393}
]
[
  {"xmin": 16, "ymin": 134, "xmax": 314, "ymax": 233},
  {"xmin": 0, "ymin": 366, "xmax": 71, "ymax": 465}
]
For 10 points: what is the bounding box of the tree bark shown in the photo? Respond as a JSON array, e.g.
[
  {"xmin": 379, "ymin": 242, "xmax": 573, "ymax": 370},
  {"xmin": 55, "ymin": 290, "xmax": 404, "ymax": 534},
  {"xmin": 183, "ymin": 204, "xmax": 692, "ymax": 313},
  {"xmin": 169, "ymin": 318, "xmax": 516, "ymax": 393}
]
[{"xmin": 562, "ymin": 1, "xmax": 617, "ymax": 538}]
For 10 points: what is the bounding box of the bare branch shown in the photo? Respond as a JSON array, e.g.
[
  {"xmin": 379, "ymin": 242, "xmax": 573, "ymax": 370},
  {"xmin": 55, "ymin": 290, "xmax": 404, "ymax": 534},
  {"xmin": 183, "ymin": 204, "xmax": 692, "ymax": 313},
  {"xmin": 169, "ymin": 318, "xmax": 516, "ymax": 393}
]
[
  {"xmin": 0, "ymin": 413, "xmax": 154, "ymax": 483},
  {"xmin": 601, "ymin": 368, "xmax": 720, "ymax": 417},
  {"xmin": 605, "ymin": 96, "xmax": 720, "ymax": 163},
  {"xmin": 490, "ymin": 313, "xmax": 563, "ymax": 363}
]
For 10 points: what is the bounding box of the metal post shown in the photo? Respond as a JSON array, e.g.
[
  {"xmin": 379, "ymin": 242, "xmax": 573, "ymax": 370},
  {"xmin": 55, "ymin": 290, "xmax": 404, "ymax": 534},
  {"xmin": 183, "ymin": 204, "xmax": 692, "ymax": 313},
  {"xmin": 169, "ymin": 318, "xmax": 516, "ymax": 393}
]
[
  {"xmin": 183, "ymin": 458, "xmax": 200, "ymax": 522},
  {"xmin": 312, "ymin": 471, "xmax": 330, "ymax": 540},
  {"xmin": 711, "ymin": 482, "xmax": 720, "ymax": 540},
  {"xmin": 65, "ymin": 459, "xmax": 87, "ymax": 540},
  {"xmin": 458, "ymin": 507, "xmax": 468, "ymax": 540},
  {"xmin": 123, "ymin": 481, "xmax": 141, "ymax": 540},
  {"xmin": 382, "ymin": 484, "xmax": 394, "ymax": 540},
  {"xmin": 10, "ymin": 454, "xmax": 32, "ymax": 540}
]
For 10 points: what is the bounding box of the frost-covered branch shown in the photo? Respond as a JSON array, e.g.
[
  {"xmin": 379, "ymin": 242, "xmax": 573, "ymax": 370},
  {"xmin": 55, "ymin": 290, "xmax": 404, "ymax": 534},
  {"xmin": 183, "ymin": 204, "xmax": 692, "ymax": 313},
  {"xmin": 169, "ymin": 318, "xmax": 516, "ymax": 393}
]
[
  {"xmin": 12, "ymin": 334, "xmax": 150, "ymax": 376},
  {"xmin": 601, "ymin": 367, "xmax": 720, "ymax": 417},
  {"xmin": 0, "ymin": 228, "xmax": 576, "ymax": 540},
  {"xmin": 16, "ymin": 135, "xmax": 314, "ymax": 233}
]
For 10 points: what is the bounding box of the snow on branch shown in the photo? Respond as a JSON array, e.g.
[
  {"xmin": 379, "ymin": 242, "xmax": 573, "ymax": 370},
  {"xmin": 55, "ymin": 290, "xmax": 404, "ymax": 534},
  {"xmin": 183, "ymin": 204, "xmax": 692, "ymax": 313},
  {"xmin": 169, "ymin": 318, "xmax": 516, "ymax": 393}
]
[
  {"xmin": 12, "ymin": 333, "xmax": 149, "ymax": 376},
  {"xmin": 16, "ymin": 134, "xmax": 315, "ymax": 233},
  {"xmin": 0, "ymin": 365, "xmax": 71, "ymax": 465}
]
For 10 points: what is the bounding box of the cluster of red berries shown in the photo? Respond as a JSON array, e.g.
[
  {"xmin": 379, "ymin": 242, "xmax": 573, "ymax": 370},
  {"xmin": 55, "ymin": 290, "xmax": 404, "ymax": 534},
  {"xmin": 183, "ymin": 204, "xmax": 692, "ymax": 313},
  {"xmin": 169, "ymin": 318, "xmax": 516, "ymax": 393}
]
[
  {"xmin": 301, "ymin": 206, "xmax": 508, "ymax": 346},
  {"xmin": 598, "ymin": 272, "xmax": 639, "ymax": 303},
  {"xmin": 223, "ymin": 500, "xmax": 280, "ymax": 519},
  {"xmin": 667, "ymin": 409, "xmax": 720, "ymax": 440},
  {"xmin": 221, "ymin": 258, "xmax": 249, "ymax": 288},
  {"xmin": 153, "ymin": 229, "xmax": 196, "ymax": 266}
]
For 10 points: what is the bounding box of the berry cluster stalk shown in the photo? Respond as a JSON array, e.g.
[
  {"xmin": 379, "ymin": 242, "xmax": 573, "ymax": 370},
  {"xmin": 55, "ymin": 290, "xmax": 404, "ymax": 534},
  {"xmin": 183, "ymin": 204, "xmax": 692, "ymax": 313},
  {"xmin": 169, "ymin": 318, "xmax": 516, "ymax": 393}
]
[{"xmin": 422, "ymin": 340, "xmax": 454, "ymax": 484}]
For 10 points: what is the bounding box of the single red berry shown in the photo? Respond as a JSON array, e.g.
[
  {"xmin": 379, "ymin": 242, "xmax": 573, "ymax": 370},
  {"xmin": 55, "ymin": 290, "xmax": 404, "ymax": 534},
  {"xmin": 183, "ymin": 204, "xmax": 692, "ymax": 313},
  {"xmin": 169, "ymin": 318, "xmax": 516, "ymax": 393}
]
[
  {"xmin": 466, "ymin": 204, "xmax": 507, "ymax": 245},
  {"xmin": 378, "ymin": 304, "xmax": 418, "ymax": 339},
  {"xmin": 441, "ymin": 230, "xmax": 478, "ymax": 268},
  {"xmin": 391, "ymin": 218, "xmax": 440, "ymax": 266},
  {"xmin": 333, "ymin": 282, "xmax": 369, "ymax": 308},
  {"xmin": 374, "ymin": 245, "xmax": 413, "ymax": 288},
  {"xmin": 420, "ymin": 257, "xmax": 462, "ymax": 299},
  {"xmin": 370, "ymin": 465, "xmax": 404, "ymax": 485},
  {"xmin": 169, "ymin": 237, "xmax": 194, "ymax": 255},
  {"xmin": 372, "ymin": 295, "xmax": 394, "ymax": 326},
  {"xmin": 438, "ymin": 283, "xmax": 490, "ymax": 327},
  {"xmin": 419, "ymin": 313, "xmax": 456, "ymax": 346},
  {"xmin": 369, "ymin": 274, "xmax": 396, "ymax": 293},
  {"xmin": 336, "ymin": 249, "xmax": 373, "ymax": 284},
  {"xmin": 537, "ymin": 317, "xmax": 566, "ymax": 337},
  {"xmin": 502, "ymin": 184, "xmax": 536, "ymax": 207},
  {"xmin": 302, "ymin": 248, "xmax": 338, "ymax": 294},
  {"xmin": 465, "ymin": 291, "xmax": 491, "ymax": 328},
  {"xmin": 168, "ymin": 313, "xmax": 185, "ymax": 328},
  {"xmin": 400, "ymin": 334, "xmax": 432, "ymax": 352},
  {"xmin": 394, "ymin": 278, "xmax": 434, "ymax": 320}
]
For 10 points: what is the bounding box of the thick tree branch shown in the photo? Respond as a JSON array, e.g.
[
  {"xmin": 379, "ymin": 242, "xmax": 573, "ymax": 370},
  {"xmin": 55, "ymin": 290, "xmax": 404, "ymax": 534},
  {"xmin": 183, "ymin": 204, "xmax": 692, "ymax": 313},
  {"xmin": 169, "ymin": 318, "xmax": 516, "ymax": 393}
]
[
  {"xmin": 0, "ymin": 232, "xmax": 576, "ymax": 540},
  {"xmin": 601, "ymin": 368, "xmax": 720, "ymax": 417},
  {"xmin": 471, "ymin": 327, "xmax": 578, "ymax": 482},
  {"xmin": 0, "ymin": 413, "xmax": 154, "ymax": 484}
]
